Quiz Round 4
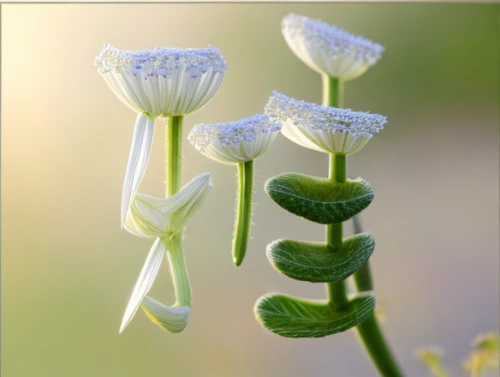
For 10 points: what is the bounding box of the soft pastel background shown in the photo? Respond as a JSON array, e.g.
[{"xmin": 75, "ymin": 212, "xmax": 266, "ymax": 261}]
[{"xmin": 1, "ymin": 3, "xmax": 498, "ymax": 377}]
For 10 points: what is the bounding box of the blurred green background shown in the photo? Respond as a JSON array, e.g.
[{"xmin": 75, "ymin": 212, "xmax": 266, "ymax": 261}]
[{"xmin": 2, "ymin": 3, "xmax": 498, "ymax": 377}]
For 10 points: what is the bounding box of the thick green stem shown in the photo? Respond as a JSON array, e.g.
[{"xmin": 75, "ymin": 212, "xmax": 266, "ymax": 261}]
[
  {"xmin": 166, "ymin": 116, "xmax": 183, "ymax": 197},
  {"xmin": 322, "ymin": 75, "xmax": 343, "ymax": 108},
  {"xmin": 166, "ymin": 236, "xmax": 191, "ymax": 306},
  {"xmin": 356, "ymin": 316, "xmax": 405, "ymax": 377},
  {"xmin": 165, "ymin": 116, "xmax": 191, "ymax": 307},
  {"xmin": 232, "ymin": 160, "xmax": 254, "ymax": 266},
  {"xmin": 323, "ymin": 75, "xmax": 405, "ymax": 377},
  {"xmin": 326, "ymin": 153, "xmax": 348, "ymax": 308}
]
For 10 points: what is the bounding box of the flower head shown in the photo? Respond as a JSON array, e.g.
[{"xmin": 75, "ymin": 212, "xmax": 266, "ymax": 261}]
[
  {"xmin": 282, "ymin": 13, "xmax": 384, "ymax": 81},
  {"xmin": 265, "ymin": 91, "xmax": 386, "ymax": 155},
  {"xmin": 188, "ymin": 114, "xmax": 282, "ymax": 164},
  {"xmin": 95, "ymin": 44, "xmax": 228, "ymax": 117}
]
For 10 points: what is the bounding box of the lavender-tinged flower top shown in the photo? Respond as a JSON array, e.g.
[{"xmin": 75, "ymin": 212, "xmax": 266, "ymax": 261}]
[
  {"xmin": 188, "ymin": 114, "xmax": 282, "ymax": 164},
  {"xmin": 95, "ymin": 44, "xmax": 228, "ymax": 117},
  {"xmin": 265, "ymin": 91, "xmax": 386, "ymax": 155},
  {"xmin": 282, "ymin": 13, "xmax": 384, "ymax": 81}
]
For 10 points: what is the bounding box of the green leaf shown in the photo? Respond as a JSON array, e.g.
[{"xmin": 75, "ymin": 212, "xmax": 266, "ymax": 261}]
[
  {"xmin": 254, "ymin": 292, "xmax": 375, "ymax": 338},
  {"xmin": 266, "ymin": 232, "xmax": 375, "ymax": 283},
  {"xmin": 265, "ymin": 173, "xmax": 374, "ymax": 224}
]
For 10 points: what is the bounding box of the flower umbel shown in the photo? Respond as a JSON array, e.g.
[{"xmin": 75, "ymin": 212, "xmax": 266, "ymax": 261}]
[
  {"xmin": 188, "ymin": 114, "xmax": 281, "ymax": 164},
  {"xmin": 95, "ymin": 44, "xmax": 228, "ymax": 117},
  {"xmin": 95, "ymin": 44, "xmax": 227, "ymax": 226},
  {"xmin": 265, "ymin": 91, "xmax": 386, "ymax": 155},
  {"xmin": 119, "ymin": 173, "xmax": 212, "ymax": 333},
  {"xmin": 282, "ymin": 13, "xmax": 384, "ymax": 81},
  {"xmin": 188, "ymin": 115, "xmax": 281, "ymax": 266}
]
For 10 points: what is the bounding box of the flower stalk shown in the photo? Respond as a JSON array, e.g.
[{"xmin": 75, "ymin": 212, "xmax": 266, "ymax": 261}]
[
  {"xmin": 324, "ymin": 75, "xmax": 405, "ymax": 377},
  {"xmin": 165, "ymin": 116, "xmax": 192, "ymax": 307},
  {"xmin": 326, "ymin": 153, "xmax": 349, "ymax": 309},
  {"xmin": 233, "ymin": 160, "xmax": 254, "ymax": 266},
  {"xmin": 188, "ymin": 115, "xmax": 281, "ymax": 266}
]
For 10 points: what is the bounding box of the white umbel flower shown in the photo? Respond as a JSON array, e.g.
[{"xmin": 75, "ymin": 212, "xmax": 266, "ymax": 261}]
[
  {"xmin": 282, "ymin": 13, "xmax": 384, "ymax": 81},
  {"xmin": 95, "ymin": 44, "xmax": 227, "ymax": 226},
  {"xmin": 265, "ymin": 91, "xmax": 387, "ymax": 155},
  {"xmin": 188, "ymin": 114, "xmax": 282, "ymax": 164},
  {"xmin": 95, "ymin": 44, "xmax": 228, "ymax": 117}
]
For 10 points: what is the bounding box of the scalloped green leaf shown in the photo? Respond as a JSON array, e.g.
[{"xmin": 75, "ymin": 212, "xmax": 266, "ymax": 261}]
[
  {"xmin": 255, "ymin": 292, "xmax": 375, "ymax": 338},
  {"xmin": 265, "ymin": 173, "xmax": 374, "ymax": 224},
  {"xmin": 266, "ymin": 232, "xmax": 375, "ymax": 283}
]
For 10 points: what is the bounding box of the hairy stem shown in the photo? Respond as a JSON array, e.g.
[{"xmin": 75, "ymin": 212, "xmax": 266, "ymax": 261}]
[
  {"xmin": 165, "ymin": 115, "xmax": 191, "ymax": 306},
  {"xmin": 323, "ymin": 75, "xmax": 405, "ymax": 377},
  {"xmin": 232, "ymin": 160, "xmax": 254, "ymax": 266}
]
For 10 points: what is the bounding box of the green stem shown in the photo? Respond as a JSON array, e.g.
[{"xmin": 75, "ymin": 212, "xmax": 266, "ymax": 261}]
[
  {"xmin": 323, "ymin": 75, "xmax": 405, "ymax": 377},
  {"xmin": 232, "ymin": 160, "xmax": 254, "ymax": 266},
  {"xmin": 326, "ymin": 153, "xmax": 348, "ymax": 309},
  {"xmin": 166, "ymin": 116, "xmax": 183, "ymax": 197},
  {"xmin": 165, "ymin": 115, "xmax": 191, "ymax": 307},
  {"xmin": 322, "ymin": 75, "xmax": 343, "ymax": 108},
  {"xmin": 355, "ymin": 316, "xmax": 405, "ymax": 377},
  {"xmin": 352, "ymin": 215, "xmax": 374, "ymax": 292},
  {"xmin": 166, "ymin": 236, "xmax": 191, "ymax": 306}
]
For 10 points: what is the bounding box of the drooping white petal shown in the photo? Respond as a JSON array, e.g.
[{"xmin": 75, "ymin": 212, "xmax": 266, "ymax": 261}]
[
  {"xmin": 188, "ymin": 114, "xmax": 282, "ymax": 164},
  {"xmin": 121, "ymin": 113, "xmax": 155, "ymax": 227},
  {"xmin": 95, "ymin": 44, "xmax": 228, "ymax": 117},
  {"xmin": 141, "ymin": 296, "xmax": 190, "ymax": 333},
  {"xmin": 265, "ymin": 91, "xmax": 386, "ymax": 155},
  {"xmin": 124, "ymin": 173, "xmax": 213, "ymax": 238},
  {"xmin": 119, "ymin": 238, "xmax": 165, "ymax": 333},
  {"xmin": 281, "ymin": 14, "xmax": 384, "ymax": 81}
]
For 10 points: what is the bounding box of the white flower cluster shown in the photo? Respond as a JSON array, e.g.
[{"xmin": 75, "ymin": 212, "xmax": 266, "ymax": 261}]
[
  {"xmin": 189, "ymin": 114, "xmax": 282, "ymax": 164},
  {"xmin": 95, "ymin": 44, "xmax": 228, "ymax": 117},
  {"xmin": 282, "ymin": 13, "xmax": 384, "ymax": 80},
  {"xmin": 265, "ymin": 91, "xmax": 386, "ymax": 155}
]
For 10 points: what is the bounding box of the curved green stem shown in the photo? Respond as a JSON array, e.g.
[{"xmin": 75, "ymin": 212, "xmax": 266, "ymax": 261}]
[
  {"xmin": 166, "ymin": 235, "xmax": 191, "ymax": 306},
  {"xmin": 165, "ymin": 115, "xmax": 192, "ymax": 306},
  {"xmin": 356, "ymin": 316, "xmax": 405, "ymax": 377},
  {"xmin": 323, "ymin": 75, "xmax": 405, "ymax": 377},
  {"xmin": 352, "ymin": 215, "xmax": 374, "ymax": 292},
  {"xmin": 232, "ymin": 160, "xmax": 254, "ymax": 266}
]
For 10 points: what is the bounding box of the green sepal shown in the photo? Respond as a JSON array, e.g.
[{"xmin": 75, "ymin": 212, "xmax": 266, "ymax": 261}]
[
  {"xmin": 266, "ymin": 232, "xmax": 375, "ymax": 283},
  {"xmin": 265, "ymin": 173, "xmax": 374, "ymax": 224},
  {"xmin": 255, "ymin": 292, "xmax": 375, "ymax": 338}
]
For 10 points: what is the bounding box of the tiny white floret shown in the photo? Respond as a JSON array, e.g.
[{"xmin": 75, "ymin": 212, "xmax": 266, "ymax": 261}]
[
  {"xmin": 282, "ymin": 13, "xmax": 384, "ymax": 81},
  {"xmin": 265, "ymin": 91, "xmax": 387, "ymax": 155},
  {"xmin": 188, "ymin": 114, "xmax": 282, "ymax": 164}
]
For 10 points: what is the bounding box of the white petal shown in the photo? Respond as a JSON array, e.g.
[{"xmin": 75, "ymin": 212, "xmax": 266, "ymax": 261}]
[
  {"xmin": 124, "ymin": 173, "xmax": 213, "ymax": 238},
  {"xmin": 158, "ymin": 173, "xmax": 213, "ymax": 234},
  {"xmin": 119, "ymin": 238, "xmax": 165, "ymax": 333},
  {"xmin": 141, "ymin": 296, "xmax": 190, "ymax": 333},
  {"xmin": 121, "ymin": 113, "xmax": 155, "ymax": 227}
]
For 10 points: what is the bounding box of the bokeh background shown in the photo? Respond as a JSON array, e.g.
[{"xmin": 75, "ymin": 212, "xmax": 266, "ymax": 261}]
[{"xmin": 2, "ymin": 3, "xmax": 498, "ymax": 377}]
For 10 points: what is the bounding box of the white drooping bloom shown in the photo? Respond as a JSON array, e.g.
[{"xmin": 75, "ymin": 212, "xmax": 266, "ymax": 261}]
[
  {"xmin": 281, "ymin": 13, "xmax": 384, "ymax": 81},
  {"xmin": 265, "ymin": 91, "xmax": 387, "ymax": 155},
  {"xmin": 119, "ymin": 173, "xmax": 212, "ymax": 334},
  {"xmin": 188, "ymin": 114, "xmax": 282, "ymax": 164},
  {"xmin": 95, "ymin": 44, "xmax": 227, "ymax": 225}
]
